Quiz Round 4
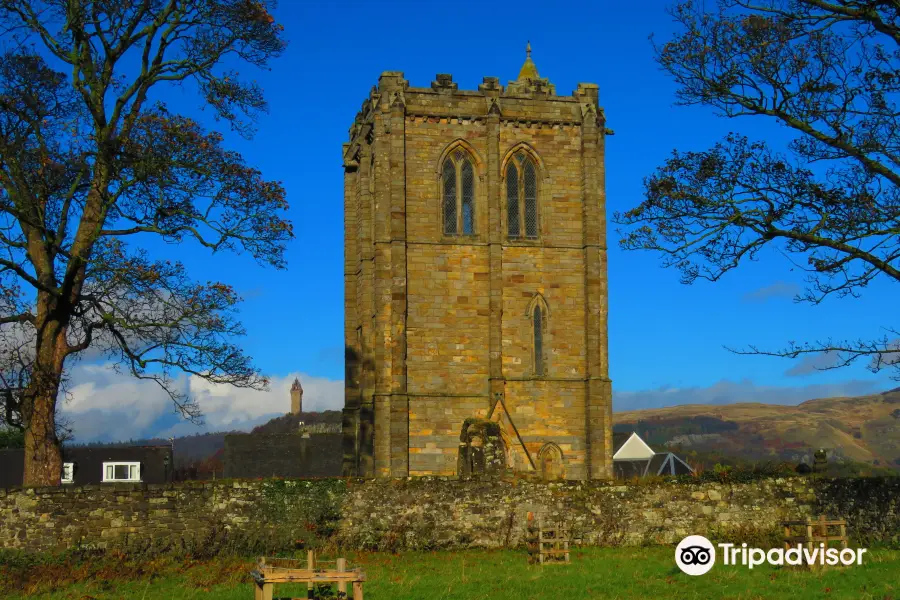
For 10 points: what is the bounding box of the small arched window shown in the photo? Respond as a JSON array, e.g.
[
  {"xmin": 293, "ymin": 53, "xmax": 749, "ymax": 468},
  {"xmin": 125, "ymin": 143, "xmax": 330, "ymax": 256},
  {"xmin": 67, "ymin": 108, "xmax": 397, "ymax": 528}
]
[
  {"xmin": 528, "ymin": 293, "xmax": 549, "ymax": 377},
  {"xmin": 533, "ymin": 304, "xmax": 544, "ymax": 376},
  {"xmin": 442, "ymin": 150, "xmax": 475, "ymax": 235},
  {"xmin": 506, "ymin": 153, "xmax": 539, "ymax": 239}
]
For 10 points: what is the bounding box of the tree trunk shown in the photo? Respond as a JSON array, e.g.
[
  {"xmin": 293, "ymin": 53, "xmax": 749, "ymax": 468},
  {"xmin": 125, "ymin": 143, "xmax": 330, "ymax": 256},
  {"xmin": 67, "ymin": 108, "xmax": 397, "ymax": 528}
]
[
  {"xmin": 22, "ymin": 386, "xmax": 62, "ymax": 487},
  {"xmin": 21, "ymin": 320, "xmax": 67, "ymax": 487},
  {"xmin": 19, "ymin": 160, "xmax": 104, "ymax": 487}
]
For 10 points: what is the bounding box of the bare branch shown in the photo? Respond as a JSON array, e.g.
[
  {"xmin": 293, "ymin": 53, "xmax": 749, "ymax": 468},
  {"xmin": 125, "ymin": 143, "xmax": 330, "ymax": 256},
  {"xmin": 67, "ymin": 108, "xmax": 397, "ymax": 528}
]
[
  {"xmin": 620, "ymin": 0, "xmax": 900, "ymax": 377},
  {"xmin": 0, "ymin": 1, "xmax": 288, "ymax": 485}
]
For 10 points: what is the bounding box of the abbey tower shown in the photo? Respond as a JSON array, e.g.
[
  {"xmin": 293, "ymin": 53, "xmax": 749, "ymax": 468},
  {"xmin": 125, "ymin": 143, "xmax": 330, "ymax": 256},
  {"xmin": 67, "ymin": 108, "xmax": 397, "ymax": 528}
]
[{"xmin": 342, "ymin": 47, "xmax": 613, "ymax": 480}]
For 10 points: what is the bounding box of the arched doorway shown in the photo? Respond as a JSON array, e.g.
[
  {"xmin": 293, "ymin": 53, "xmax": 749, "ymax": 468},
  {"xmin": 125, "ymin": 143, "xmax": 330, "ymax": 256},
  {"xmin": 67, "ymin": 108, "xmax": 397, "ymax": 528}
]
[{"xmin": 538, "ymin": 443, "xmax": 565, "ymax": 481}]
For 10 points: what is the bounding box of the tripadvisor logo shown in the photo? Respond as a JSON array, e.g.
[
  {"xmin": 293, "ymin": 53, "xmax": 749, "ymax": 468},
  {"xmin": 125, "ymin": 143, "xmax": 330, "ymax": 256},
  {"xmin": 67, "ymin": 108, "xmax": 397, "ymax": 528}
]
[
  {"xmin": 675, "ymin": 535, "xmax": 716, "ymax": 576},
  {"xmin": 675, "ymin": 535, "xmax": 868, "ymax": 575}
]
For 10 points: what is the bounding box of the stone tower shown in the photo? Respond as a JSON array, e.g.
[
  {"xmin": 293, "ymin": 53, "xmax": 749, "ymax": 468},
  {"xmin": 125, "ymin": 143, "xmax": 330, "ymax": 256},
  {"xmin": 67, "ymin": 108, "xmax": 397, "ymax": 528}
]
[
  {"xmin": 342, "ymin": 46, "xmax": 613, "ymax": 480},
  {"xmin": 290, "ymin": 377, "xmax": 303, "ymax": 415}
]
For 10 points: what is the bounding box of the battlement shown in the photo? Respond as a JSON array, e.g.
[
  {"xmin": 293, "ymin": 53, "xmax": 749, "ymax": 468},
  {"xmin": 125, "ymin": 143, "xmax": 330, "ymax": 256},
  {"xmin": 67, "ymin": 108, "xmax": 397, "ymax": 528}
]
[
  {"xmin": 345, "ymin": 71, "xmax": 605, "ymax": 154},
  {"xmin": 368, "ymin": 71, "xmax": 601, "ymax": 101}
]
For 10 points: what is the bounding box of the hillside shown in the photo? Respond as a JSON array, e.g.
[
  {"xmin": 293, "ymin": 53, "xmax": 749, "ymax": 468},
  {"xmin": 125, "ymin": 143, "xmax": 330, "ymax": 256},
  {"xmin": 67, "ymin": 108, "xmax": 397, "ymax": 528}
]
[
  {"xmin": 250, "ymin": 410, "xmax": 342, "ymax": 434},
  {"xmin": 72, "ymin": 411, "xmax": 343, "ymax": 467},
  {"xmin": 67, "ymin": 389, "xmax": 900, "ymax": 472},
  {"xmin": 613, "ymin": 387, "xmax": 900, "ymax": 470},
  {"xmin": 68, "ymin": 431, "xmax": 233, "ymax": 466}
]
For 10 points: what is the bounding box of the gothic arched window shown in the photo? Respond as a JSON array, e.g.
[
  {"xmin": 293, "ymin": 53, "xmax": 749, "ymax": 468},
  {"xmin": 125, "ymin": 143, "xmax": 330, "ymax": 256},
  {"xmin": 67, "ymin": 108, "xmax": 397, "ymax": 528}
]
[
  {"xmin": 533, "ymin": 304, "xmax": 544, "ymax": 376},
  {"xmin": 528, "ymin": 293, "xmax": 549, "ymax": 377},
  {"xmin": 442, "ymin": 150, "xmax": 475, "ymax": 235},
  {"xmin": 506, "ymin": 152, "xmax": 539, "ymax": 239}
]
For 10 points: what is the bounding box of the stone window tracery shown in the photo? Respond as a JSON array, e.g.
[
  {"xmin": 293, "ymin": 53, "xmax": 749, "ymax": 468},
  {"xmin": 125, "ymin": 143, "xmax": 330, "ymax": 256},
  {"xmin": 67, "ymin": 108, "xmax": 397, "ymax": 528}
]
[
  {"xmin": 506, "ymin": 152, "xmax": 540, "ymax": 239},
  {"xmin": 442, "ymin": 149, "xmax": 476, "ymax": 235}
]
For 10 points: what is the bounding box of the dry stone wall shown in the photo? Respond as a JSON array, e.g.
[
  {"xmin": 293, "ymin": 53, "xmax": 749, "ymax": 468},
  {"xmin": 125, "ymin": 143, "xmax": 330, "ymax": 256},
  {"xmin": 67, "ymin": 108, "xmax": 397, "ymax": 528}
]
[
  {"xmin": 336, "ymin": 478, "xmax": 815, "ymax": 550},
  {"xmin": 1, "ymin": 477, "xmax": 897, "ymax": 553},
  {"xmin": 0, "ymin": 479, "xmax": 345, "ymax": 554}
]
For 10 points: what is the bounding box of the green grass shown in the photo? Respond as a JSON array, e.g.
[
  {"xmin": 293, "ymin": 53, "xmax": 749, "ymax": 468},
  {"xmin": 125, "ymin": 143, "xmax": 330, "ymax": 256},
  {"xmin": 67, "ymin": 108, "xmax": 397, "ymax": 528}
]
[{"xmin": 3, "ymin": 547, "xmax": 899, "ymax": 599}]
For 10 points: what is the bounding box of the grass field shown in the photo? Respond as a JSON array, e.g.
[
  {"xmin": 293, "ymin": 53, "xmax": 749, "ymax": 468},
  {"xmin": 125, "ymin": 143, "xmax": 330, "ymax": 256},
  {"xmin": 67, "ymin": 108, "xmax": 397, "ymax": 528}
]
[{"xmin": 2, "ymin": 547, "xmax": 899, "ymax": 599}]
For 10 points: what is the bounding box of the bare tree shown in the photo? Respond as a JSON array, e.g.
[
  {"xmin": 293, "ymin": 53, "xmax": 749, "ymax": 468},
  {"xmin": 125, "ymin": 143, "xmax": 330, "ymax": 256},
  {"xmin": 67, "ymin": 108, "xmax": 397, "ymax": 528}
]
[
  {"xmin": 617, "ymin": 0, "xmax": 900, "ymax": 380},
  {"xmin": 0, "ymin": 325, "xmax": 30, "ymax": 433},
  {"xmin": 0, "ymin": 1, "xmax": 290, "ymax": 486}
]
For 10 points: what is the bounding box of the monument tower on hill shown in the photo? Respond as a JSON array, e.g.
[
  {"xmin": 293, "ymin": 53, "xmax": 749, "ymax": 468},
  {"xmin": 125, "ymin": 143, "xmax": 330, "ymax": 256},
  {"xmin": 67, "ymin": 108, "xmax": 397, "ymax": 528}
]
[
  {"xmin": 290, "ymin": 377, "xmax": 303, "ymax": 415},
  {"xmin": 342, "ymin": 45, "xmax": 613, "ymax": 480}
]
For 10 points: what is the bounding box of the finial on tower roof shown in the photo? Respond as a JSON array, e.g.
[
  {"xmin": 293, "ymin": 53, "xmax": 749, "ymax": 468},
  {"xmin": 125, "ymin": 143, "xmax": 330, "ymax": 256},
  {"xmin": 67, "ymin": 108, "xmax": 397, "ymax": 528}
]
[
  {"xmin": 518, "ymin": 41, "xmax": 540, "ymax": 81},
  {"xmin": 291, "ymin": 377, "xmax": 302, "ymax": 391}
]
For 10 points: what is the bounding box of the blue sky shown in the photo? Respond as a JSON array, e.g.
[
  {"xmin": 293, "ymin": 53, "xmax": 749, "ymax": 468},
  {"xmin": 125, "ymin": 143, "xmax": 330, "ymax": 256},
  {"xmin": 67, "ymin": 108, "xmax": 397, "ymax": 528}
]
[{"xmin": 55, "ymin": 0, "xmax": 894, "ymax": 441}]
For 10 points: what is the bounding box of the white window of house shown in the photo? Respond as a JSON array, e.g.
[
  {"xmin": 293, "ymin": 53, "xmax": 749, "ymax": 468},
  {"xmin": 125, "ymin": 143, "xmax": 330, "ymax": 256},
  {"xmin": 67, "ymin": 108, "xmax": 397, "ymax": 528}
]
[
  {"xmin": 61, "ymin": 463, "xmax": 74, "ymax": 484},
  {"xmin": 102, "ymin": 462, "xmax": 141, "ymax": 482}
]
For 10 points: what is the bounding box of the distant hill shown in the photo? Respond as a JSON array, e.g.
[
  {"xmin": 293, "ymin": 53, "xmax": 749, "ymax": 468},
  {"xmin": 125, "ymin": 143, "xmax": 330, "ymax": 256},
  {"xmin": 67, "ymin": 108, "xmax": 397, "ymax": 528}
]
[
  {"xmin": 250, "ymin": 410, "xmax": 342, "ymax": 435},
  {"xmin": 69, "ymin": 431, "xmax": 234, "ymax": 467},
  {"xmin": 73, "ymin": 410, "xmax": 343, "ymax": 467},
  {"xmin": 70, "ymin": 389, "xmax": 900, "ymax": 473},
  {"xmin": 614, "ymin": 387, "xmax": 900, "ymax": 471}
]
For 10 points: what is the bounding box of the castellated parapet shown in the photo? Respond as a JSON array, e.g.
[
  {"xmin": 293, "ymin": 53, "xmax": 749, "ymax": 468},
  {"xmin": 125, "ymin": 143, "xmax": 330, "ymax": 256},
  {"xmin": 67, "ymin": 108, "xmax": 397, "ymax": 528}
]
[{"xmin": 342, "ymin": 53, "xmax": 613, "ymax": 480}]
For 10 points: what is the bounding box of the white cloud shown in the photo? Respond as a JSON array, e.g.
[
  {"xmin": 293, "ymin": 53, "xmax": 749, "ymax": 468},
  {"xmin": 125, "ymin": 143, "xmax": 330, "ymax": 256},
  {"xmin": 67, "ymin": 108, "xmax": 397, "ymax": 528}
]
[
  {"xmin": 58, "ymin": 363, "xmax": 889, "ymax": 442},
  {"xmin": 184, "ymin": 372, "xmax": 344, "ymax": 428},
  {"xmin": 784, "ymin": 351, "xmax": 841, "ymax": 377},
  {"xmin": 741, "ymin": 280, "xmax": 801, "ymax": 303},
  {"xmin": 61, "ymin": 364, "xmax": 177, "ymax": 441},
  {"xmin": 59, "ymin": 362, "xmax": 344, "ymax": 442}
]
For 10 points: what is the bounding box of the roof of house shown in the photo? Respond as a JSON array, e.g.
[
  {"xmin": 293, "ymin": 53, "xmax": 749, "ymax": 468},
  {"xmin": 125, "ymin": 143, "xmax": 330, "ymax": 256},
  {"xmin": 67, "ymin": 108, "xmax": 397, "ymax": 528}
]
[{"xmin": 612, "ymin": 431, "xmax": 656, "ymax": 461}]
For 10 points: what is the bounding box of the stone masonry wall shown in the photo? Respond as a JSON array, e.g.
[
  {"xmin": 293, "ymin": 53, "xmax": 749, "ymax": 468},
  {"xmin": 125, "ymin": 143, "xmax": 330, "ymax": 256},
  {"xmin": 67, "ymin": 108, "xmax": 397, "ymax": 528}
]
[
  {"xmin": 342, "ymin": 70, "xmax": 614, "ymax": 480},
  {"xmin": 0, "ymin": 479, "xmax": 346, "ymax": 554},
  {"xmin": 2, "ymin": 477, "xmax": 897, "ymax": 553},
  {"xmin": 336, "ymin": 478, "xmax": 813, "ymax": 550}
]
